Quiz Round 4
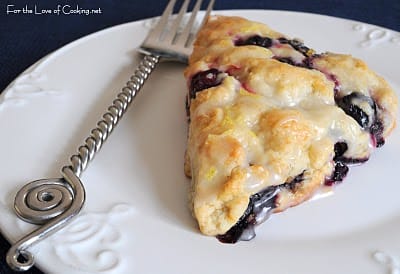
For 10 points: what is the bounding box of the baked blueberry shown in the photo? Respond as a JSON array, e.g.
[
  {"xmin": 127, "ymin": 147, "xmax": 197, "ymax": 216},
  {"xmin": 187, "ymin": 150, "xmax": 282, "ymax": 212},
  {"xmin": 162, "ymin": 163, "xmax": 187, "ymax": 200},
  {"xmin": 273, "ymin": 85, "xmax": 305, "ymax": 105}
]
[
  {"xmin": 335, "ymin": 92, "xmax": 388, "ymax": 147},
  {"xmin": 325, "ymin": 162, "xmax": 349, "ymax": 186},
  {"xmin": 236, "ymin": 35, "xmax": 273, "ymax": 48},
  {"xmin": 217, "ymin": 186, "xmax": 279, "ymax": 243},
  {"xmin": 336, "ymin": 92, "xmax": 376, "ymax": 129},
  {"xmin": 217, "ymin": 172, "xmax": 304, "ymax": 243},
  {"xmin": 189, "ymin": 69, "xmax": 222, "ymax": 99},
  {"xmin": 334, "ymin": 141, "xmax": 369, "ymax": 164},
  {"xmin": 236, "ymin": 35, "xmax": 314, "ymax": 67},
  {"xmin": 334, "ymin": 142, "xmax": 348, "ymax": 159},
  {"xmin": 277, "ymin": 37, "xmax": 289, "ymax": 44},
  {"xmin": 273, "ymin": 56, "xmax": 296, "ymax": 66},
  {"xmin": 288, "ymin": 39, "xmax": 313, "ymax": 56},
  {"xmin": 370, "ymin": 119, "xmax": 385, "ymax": 147}
]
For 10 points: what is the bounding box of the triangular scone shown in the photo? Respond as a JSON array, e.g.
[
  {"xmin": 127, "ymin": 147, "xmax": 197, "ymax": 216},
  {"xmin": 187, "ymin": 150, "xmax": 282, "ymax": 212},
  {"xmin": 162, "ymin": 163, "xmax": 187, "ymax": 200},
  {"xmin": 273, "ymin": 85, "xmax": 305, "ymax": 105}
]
[{"xmin": 184, "ymin": 16, "xmax": 398, "ymax": 243}]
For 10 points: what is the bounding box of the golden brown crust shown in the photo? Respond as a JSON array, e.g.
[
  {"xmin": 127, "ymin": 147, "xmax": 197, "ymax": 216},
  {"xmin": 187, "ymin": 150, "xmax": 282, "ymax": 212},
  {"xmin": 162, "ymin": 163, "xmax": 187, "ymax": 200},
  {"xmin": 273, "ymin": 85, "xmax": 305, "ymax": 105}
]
[
  {"xmin": 184, "ymin": 15, "xmax": 398, "ymax": 236},
  {"xmin": 187, "ymin": 16, "xmax": 283, "ymax": 66}
]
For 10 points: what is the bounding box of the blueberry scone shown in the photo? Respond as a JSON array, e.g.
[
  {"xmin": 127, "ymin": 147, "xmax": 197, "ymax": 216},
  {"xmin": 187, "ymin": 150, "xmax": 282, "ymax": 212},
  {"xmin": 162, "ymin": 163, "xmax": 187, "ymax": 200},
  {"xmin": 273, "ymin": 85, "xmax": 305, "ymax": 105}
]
[{"xmin": 184, "ymin": 16, "xmax": 398, "ymax": 243}]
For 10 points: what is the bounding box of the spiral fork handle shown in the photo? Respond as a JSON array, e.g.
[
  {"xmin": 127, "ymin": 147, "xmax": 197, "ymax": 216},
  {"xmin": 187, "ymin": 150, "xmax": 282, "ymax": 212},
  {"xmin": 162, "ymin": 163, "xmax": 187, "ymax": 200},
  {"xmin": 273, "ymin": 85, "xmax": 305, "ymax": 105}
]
[
  {"xmin": 70, "ymin": 55, "xmax": 160, "ymax": 177},
  {"xmin": 7, "ymin": 54, "xmax": 160, "ymax": 271},
  {"xmin": 6, "ymin": 167, "xmax": 85, "ymax": 272}
]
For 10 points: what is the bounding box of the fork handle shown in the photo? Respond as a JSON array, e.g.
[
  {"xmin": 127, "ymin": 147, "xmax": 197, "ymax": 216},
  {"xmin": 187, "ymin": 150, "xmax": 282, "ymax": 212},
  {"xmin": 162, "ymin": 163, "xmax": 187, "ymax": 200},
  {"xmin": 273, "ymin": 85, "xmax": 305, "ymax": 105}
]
[
  {"xmin": 7, "ymin": 54, "xmax": 160, "ymax": 272},
  {"xmin": 68, "ymin": 54, "xmax": 160, "ymax": 177}
]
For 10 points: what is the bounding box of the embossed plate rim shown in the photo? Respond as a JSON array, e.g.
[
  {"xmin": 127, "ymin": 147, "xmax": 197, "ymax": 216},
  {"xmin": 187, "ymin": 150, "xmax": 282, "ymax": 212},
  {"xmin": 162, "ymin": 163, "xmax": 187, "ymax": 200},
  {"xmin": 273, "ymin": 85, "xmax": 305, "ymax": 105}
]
[{"xmin": 0, "ymin": 10, "xmax": 399, "ymax": 274}]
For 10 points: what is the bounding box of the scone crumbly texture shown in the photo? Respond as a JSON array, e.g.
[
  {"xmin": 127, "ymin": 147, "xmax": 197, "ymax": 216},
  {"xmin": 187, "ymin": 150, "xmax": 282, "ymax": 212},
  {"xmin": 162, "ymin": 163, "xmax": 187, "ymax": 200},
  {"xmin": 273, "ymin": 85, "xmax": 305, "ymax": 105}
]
[{"xmin": 184, "ymin": 16, "xmax": 398, "ymax": 236}]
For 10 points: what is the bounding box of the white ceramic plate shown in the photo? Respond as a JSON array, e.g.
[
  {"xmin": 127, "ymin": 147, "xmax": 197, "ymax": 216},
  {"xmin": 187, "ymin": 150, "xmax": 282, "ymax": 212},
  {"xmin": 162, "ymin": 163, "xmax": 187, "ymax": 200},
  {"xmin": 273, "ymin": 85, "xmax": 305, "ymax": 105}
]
[{"xmin": 1, "ymin": 10, "xmax": 399, "ymax": 274}]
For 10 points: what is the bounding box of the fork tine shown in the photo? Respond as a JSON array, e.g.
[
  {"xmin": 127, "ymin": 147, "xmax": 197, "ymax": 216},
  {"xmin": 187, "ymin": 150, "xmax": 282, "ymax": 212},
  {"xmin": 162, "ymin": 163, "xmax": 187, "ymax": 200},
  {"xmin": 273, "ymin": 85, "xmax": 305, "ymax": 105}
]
[
  {"xmin": 164, "ymin": 0, "xmax": 191, "ymax": 43},
  {"xmin": 199, "ymin": 0, "xmax": 215, "ymax": 30},
  {"xmin": 147, "ymin": 0, "xmax": 177, "ymax": 40},
  {"xmin": 180, "ymin": 0, "xmax": 215, "ymax": 47},
  {"xmin": 140, "ymin": 0, "xmax": 215, "ymax": 62},
  {"xmin": 175, "ymin": 0, "xmax": 203, "ymax": 46}
]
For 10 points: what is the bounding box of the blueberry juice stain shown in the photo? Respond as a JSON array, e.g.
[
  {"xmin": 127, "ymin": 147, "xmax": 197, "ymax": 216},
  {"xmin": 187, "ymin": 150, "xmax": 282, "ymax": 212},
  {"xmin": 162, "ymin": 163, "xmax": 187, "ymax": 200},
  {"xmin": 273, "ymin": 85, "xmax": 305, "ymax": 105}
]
[{"xmin": 217, "ymin": 173, "xmax": 305, "ymax": 244}]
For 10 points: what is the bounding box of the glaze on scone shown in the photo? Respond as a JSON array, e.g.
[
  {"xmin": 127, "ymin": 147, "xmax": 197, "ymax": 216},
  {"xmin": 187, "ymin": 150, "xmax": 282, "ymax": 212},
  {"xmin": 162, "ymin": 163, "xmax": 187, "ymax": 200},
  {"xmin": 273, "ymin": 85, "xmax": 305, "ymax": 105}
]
[{"xmin": 184, "ymin": 16, "xmax": 398, "ymax": 242}]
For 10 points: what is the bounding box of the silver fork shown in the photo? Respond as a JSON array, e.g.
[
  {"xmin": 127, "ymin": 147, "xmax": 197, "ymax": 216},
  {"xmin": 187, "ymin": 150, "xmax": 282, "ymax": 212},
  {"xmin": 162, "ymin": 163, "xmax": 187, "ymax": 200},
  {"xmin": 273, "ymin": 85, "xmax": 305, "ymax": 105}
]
[
  {"xmin": 140, "ymin": 0, "xmax": 214, "ymax": 62},
  {"xmin": 6, "ymin": 0, "xmax": 214, "ymax": 271}
]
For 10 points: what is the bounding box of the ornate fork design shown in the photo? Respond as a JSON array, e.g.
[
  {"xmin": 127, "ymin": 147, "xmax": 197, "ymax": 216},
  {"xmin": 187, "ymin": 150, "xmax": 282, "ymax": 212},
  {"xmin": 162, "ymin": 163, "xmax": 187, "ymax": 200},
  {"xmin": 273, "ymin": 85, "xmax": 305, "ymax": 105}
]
[{"xmin": 6, "ymin": 0, "xmax": 214, "ymax": 271}]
